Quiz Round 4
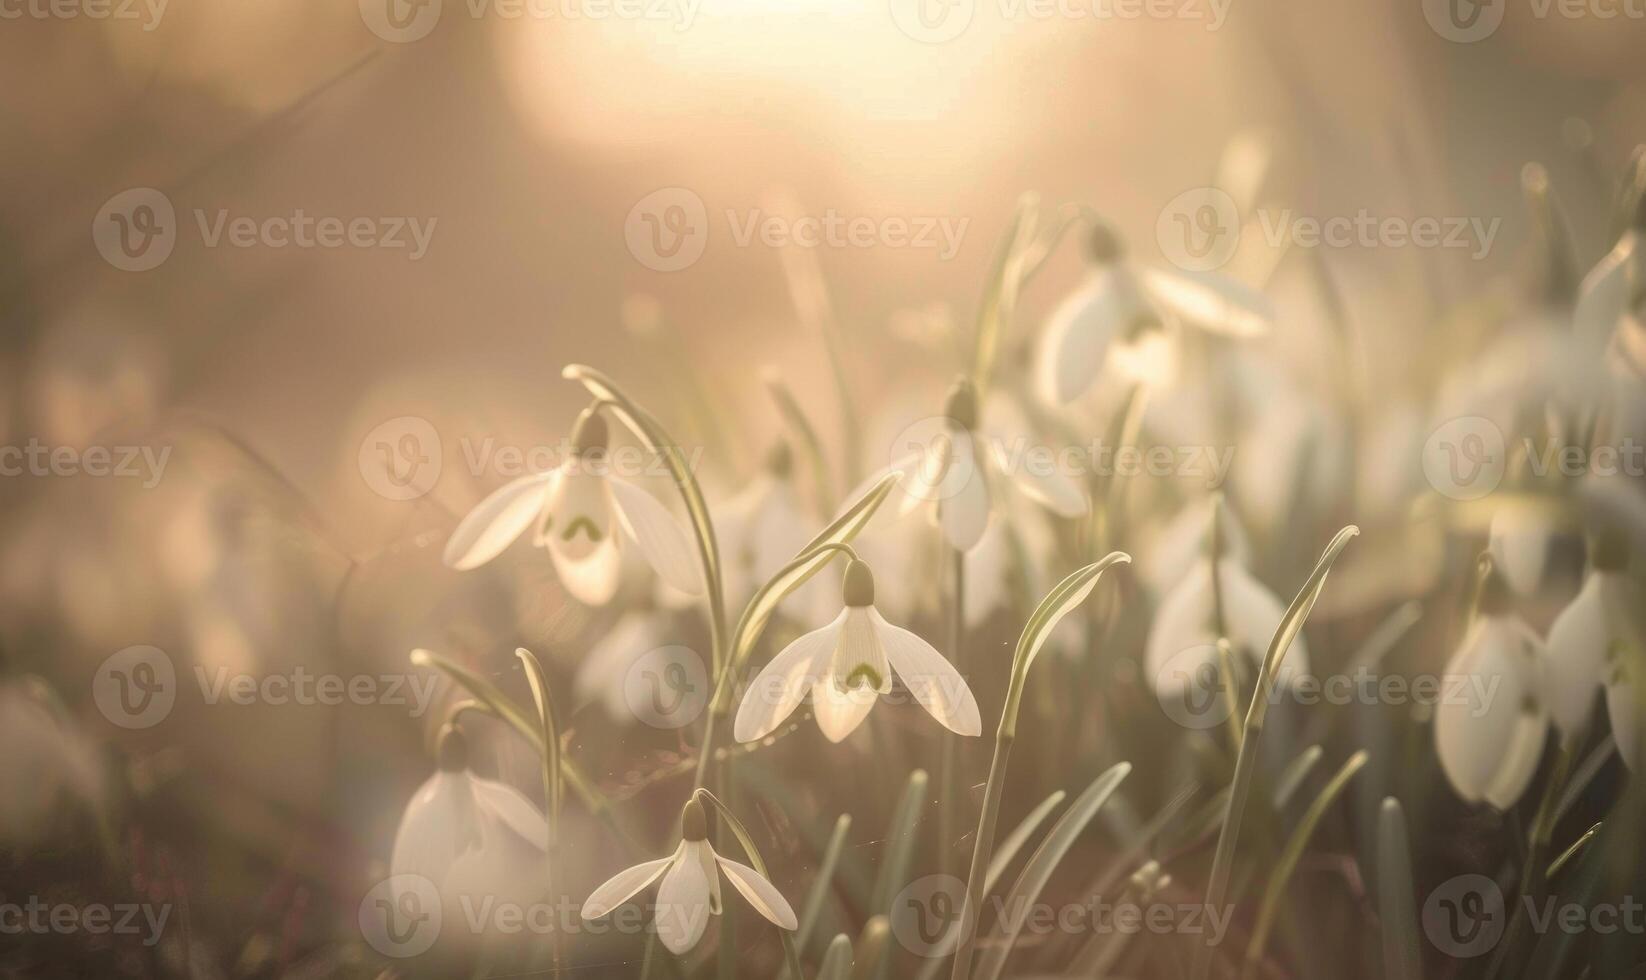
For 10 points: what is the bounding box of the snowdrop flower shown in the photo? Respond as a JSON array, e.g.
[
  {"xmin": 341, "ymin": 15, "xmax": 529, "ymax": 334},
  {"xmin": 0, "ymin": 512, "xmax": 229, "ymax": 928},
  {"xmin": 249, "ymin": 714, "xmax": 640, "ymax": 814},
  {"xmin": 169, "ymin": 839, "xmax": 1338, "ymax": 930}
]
[
  {"xmin": 581, "ymin": 797, "xmax": 796, "ymax": 955},
  {"xmin": 716, "ymin": 442, "xmax": 814, "ymax": 610},
  {"xmin": 734, "ymin": 559, "xmax": 982, "ymax": 743},
  {"xmin": 1543, "ymin": 538, "xmax": 1627, "ymax": 740},
  {"xmin": 572, "ymin": 607, "xmax": 669, "ymax": 722},
  {"xmin": 1145, "ymin": 548, "xmax": 1305, "ymax": 699},
  {"xmin": 1489, "ymin": 506, "xmax": 1559, "ymax": 597},
  {"xmin": 1573, "ymin": 191, "xmax": 1644, "ymax": 354},
  {"xmin": 1435, "ymin": 571, "xmax": 1549, "ymax": 810},
  {"xmin": 1036, "ymin": 225, "xmax": 1271, "ymax": 404},
  {"xmin": 391, "ymin": 725, "xmax": 549, "ymax": 908},
  {"xmin": 442, "ymin": 409, "xmax": 703, "ymax": 606},
  {"xmin": 881, "ymin": 378, "xmax": 1085, "ymax": 554}
]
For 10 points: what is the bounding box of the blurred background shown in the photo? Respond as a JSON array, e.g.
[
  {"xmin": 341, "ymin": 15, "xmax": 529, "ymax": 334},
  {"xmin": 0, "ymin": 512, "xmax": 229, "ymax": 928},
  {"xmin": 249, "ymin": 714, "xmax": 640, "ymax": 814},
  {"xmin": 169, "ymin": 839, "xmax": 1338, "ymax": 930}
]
[{"xmin": 3, "ymin": 0, "xmax": 1646, "ymax": 976}]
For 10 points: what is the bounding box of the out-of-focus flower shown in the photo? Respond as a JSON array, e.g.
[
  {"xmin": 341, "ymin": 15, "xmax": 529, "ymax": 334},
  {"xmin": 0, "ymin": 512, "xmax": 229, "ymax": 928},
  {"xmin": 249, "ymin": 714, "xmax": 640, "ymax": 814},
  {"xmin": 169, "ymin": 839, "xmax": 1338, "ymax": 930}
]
[
  {"xmin": 1140, "ymin": 498, "xmax": 1252, "ymax": 599},
  {"xmin": 391, "ymin": 724, "xmax": 549, "ymax": 909},
  {"xmin": 572, "ymin": 607, "xmax": 669, "ymax": 722},
  {"xmin": 582, "ymin": 797, "xmax": 795, "ymax": 955},
  {"xmin": 0, "ymin": 679, "xmax": 102, "ymax": 846},
  {"xmin": 874, "ymin": 378, "xmax": 1085, "ymax": 554},
  {"xmin": 1544, "ymin": 539, "xmax": 1627, "ymax": 739},
  {"xmin": 1145, "ymin": 549, "xmax": 1304, "ymax": 699},
  {"xmin": 715, "ymin": 442, "xmax": 814, "ymax": 610},
  {"xmin": 1573, "ymin": 197, "xmax": 1644, "ymax": 355},
  {"xmin": 734, "ymin": 559, "xmax": 980, "ymax": 743},
  {"xmin": 1435, "ymin": 573, "xmax": 1548, "ymax": 810},
  {"xmin": 443, "ymin": 409, "xmax": 703, "ymax": 605},
  {"xmin": 1035, "ymin": 225, "xmax": 1271, "ymax": 404}
]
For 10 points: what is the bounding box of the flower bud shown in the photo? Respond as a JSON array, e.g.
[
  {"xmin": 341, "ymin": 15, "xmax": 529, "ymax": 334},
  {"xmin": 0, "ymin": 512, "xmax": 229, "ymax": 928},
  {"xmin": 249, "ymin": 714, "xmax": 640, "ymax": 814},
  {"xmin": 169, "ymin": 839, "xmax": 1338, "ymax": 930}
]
[{"xmin": 681, "ymin": 797, "xmax": 708, "ymax": 842}]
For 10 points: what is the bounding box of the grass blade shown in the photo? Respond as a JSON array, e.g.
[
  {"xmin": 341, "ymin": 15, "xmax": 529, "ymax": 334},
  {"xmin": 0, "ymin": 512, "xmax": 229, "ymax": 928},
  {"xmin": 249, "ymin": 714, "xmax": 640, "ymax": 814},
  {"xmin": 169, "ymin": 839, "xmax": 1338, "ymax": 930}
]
[
  {"xmin": 796, "ymin": 814, "xmax": 854, "ymax": 957},
  {"xmin": 1242, "ymin": 750, "xmax": 1368, "ymax": 978},
  {"xmin": 1377, "ymin": 797, "xmax": 1423, "ymax": 980},
  {"xmin": 1191, "ymin": 525, "xmax": 1358, "ymax": 980},
  {"xmin": 1271, "ymin": 745, "xmax": 1324, "ymax": 811},
  {"xmin": 949, "ymin": 553, "xmax": 1131, "ymax": 980},
  {"xmin": 818, "ymin": 934, "xmax": 854, "ymax": 980},
  {"xmin": 974, "ymin": 763, "xmax": 1132, "ymax": 980}
]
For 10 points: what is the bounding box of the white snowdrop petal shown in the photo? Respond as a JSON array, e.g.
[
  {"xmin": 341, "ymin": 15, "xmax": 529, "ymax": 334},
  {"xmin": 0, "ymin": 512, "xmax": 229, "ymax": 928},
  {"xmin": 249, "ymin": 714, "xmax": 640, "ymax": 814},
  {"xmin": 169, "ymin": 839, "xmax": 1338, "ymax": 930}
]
[
  {"xmin": 469, "ymin": 776, "xmax": 548, "ymax": 851},
  {"xmin": 964, "ymin": 521, "xmax": 1011, "ymax": 626},
  {"xmin": 1544, "ymin": 575, "xmax": 1609, "ymax": 737},
  {"xmin": 734, "ymin": 612, "xmax": 845, "ymax": 743},
  {"xmin": 1140, "ymin": 266, "xmax": 1272, "ymax": 338},
  {"xmin": 939, "ymin": 435, "xmax": 990, "ymax": 552},
  {"xmin": 656, "ymin": 841, "xmax": 715, "ymax": 954},
  {"xmin": 608, "ymin": 477, "xmax": 704, "ymax": 595},
  {"xmin": 871, "ymin": 609, "xmax": 981, "ymax": 736},
  {"xmin": 1435, "ymin": 619, "xmax": 1547, "ymax": 807},
  {"xmin": 1035, "ymin": 269, "xmax": 1137, "ymax": 403},
  {"xmin": 1144, "ymin": 564, "xmax": 1215, "ymax": 697},
  {"xmin": 992, "ymin": 438, "xmax": 1086, "ymax": 518},
  {"xmin": 1606, "ymin": 669, "xmax": 1640, "ymax": 773},
  {"xmin": 812, "ymin": 682, "xmax": 877, "ymax": 743},
  {"xmin": 442, "ymin": 472, "xmax": 556, "ymax": 570},
  {"xmin": 575, "ymin": 611, "xmax": 666, "ymax": 721},
  {"xmin": 715, "ymin": 855, "xmax": 798, "ymax": 930},
  {"xmin": 550, "ymin": 535, "xmax": 623, "ymax": 606},
  {"xmin": 583, "ymin": 853, "xmax": 676, "ymax": 919},
  {"xmin": 389, "ymin": 771, "xmax": 466, "ymax": 884}
]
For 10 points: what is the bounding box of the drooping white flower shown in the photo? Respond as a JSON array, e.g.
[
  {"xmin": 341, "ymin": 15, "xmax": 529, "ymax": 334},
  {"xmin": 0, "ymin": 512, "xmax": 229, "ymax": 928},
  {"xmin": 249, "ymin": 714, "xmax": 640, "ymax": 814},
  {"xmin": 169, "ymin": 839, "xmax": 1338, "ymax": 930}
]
[
  {"xmin": 391, "ymin": 725, "xmax": 550, "ymax": 909},
  {"xmin": 442, "ymin": 409, "xmax": 703, "ymax": 606},
  {"xmin": 734, "ymin": 559, "xmax": 982, "ymax": 743},
  {"xmin": 715, "ymin": 443, "xmax": 815, "ymax": 611},
  {"xmin": 1140, "ymin": 498, "xmax": 1252, "ymax": 600},
  {"xmin": 1489, "ymin": 506, "xmax": 1556, "ymax": 597},
  {"xmin": 582, "ymin": 798, "xmax": 796, "ymax": 955},
  {"xmin": 572, "ymin": 608, "xmax": 669, "ymax": 722},
  {"xmin": 1035, "ymin": 225, "xmax": 1272, "ymax": 404},
  {"xmin": 0, "ymin": 679, "xmax": 102, "ymax": 846},
  {"xmin": 871, "ymin": 378, "xmax": 1085, "ymax": 554},
  {"xmin": 1435, "ymin": 576, "xmax": 1549, "ymax": 810},
  {"xmin": 1543, "ymin": 540, "xmax": 1628, "ymax": 738},
  {"xmin": 1145, "ymin": 555, "xmax": 1305, "ymax": 698},
  {"xmin": 1573, "ymin": 202, "xmax": 1644, "ymax": 355}
]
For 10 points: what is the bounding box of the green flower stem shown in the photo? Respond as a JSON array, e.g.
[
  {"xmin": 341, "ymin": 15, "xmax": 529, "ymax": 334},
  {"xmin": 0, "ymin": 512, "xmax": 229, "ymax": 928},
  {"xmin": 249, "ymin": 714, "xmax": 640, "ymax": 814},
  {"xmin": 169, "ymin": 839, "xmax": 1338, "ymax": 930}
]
[
  {"xmin": 949, "ymin": 553, "xmax": 1130, "ymax": 980},
  {"xmin": 410, "ymin": 648, "xmax": 643, "ymax": 856},
  {"xmin": 695, "ymin": 789, "xmax": 805, "ymax": 980},
  {"xmin": 514, "ymin": 648, "xmax": 563, "ymax": 976},
  {"xmin": 1190, "ymin": 525, "xmax": 1358, "ymax": 980},
  {"xmin": 938, "ymin": 547, "xmax": 965, "ymax": 876}
]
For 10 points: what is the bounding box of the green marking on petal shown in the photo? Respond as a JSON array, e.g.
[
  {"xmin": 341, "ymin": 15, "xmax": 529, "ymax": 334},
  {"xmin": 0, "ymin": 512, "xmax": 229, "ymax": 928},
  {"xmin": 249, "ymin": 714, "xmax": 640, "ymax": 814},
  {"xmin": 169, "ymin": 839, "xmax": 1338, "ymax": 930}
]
[
  {"xmin": 562, "ymin": 517, "xmax": 604, "ymax": 543},
  {"xmin": 841, "ymin": 664, "xmax": 884, "ymax": 691}
]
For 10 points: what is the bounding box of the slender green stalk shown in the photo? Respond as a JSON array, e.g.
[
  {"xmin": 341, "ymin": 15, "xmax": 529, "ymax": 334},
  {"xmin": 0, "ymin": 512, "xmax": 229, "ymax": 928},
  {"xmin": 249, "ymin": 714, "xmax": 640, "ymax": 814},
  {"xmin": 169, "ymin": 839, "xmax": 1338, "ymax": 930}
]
[
  {"xmin": 949, "ymin": 553, "xmax": 1131, "ymax": 980},
  {"xmin": 795, "ymin": 815, "xmax": 854, "ymax": 957},
  {"xmin": 564, "ymin": 364, "xmax": 729, "ymax": 675},
  {"xmin": 1377, "ymin": 797, "xmax": 1423, "ymax": 980},
  {"xmin": 764, "ymin": 369, "xmax": 836, "ymax": 517},
  {"xmin": 938, "ymin": 547, "xmax": 965, "ymax": 876},
  {"xmin": 694, "ymin": 789, "xmax": 804, "ymax": 980},
  {"xmin": 513, "ymin": 648, "xmax": 563, "ymax": 975},
  {"xmin": 1547, "ymin": 821, "xmax": 1603, "ymax": 880},
  {"xmin": 1190, "ymin": 525, "xmax": 1359, "ymax": 980},
  {"xmin": 409, "ymin": 648, "xmax": 643, "ymax": 855},
  {"xmin": 1241, "ymin": 750, "xmax": 1368, "ymax": 977}
]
